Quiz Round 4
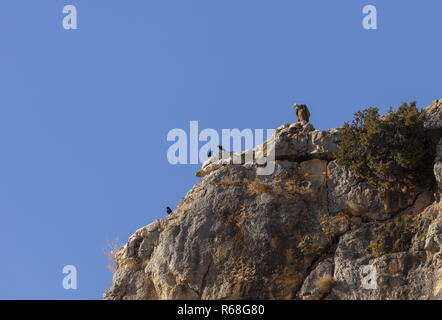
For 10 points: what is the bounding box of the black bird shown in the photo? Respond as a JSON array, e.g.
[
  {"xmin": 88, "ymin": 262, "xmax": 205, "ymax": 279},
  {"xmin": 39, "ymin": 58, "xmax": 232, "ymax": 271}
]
[
  {"xmin": 218, "ymin": 145, "xmax": 225, "ymax": 151},
  {"xmin": 207, "ymin": 150, "xmax": 212, "ymax": 157},
  {"xmin": 166, "ymin": 207, "xmax": 173, "ymax": 215}
]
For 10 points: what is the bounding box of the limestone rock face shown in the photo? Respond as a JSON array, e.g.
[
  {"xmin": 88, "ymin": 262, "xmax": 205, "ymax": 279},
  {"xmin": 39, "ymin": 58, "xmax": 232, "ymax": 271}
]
[
  {"xmin": 195, "ymin": 122, "xmax": 339, "ymax": 178},
  {"xmin": 329, "ymin": 202, "xmax": 440, "ymax": 300},
  {"xmin": 424, "ymin": 100, "xmax": 442, "ymax": 130},
  {"xmin": 435, "ymin": 139, "xmax": 442, "ymax": 193},
  {"xmin": 105, "ymin": 101, "xmax": 442, "ymax": 300}
]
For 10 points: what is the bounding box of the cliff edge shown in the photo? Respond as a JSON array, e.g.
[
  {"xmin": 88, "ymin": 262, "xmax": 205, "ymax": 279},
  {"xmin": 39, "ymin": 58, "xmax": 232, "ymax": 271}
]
[{"xmin": 104, "ymin": 100, "xmax": 442, "ymax": 300}]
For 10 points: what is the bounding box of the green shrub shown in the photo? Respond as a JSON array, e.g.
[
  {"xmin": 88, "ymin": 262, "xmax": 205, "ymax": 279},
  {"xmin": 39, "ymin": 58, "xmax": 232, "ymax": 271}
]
[
  {"xmin": 336, "ymin": 102, "xmax": 433, "ymax": 190},
  {"xmin": 418, "ymin": 233, "xmax": 427, "ymax": 241},
  {"xmin": 368, "ymin": 215, "xmax": 416, "ymax": 258},
  {"xmin": 297, "ymin": 235, "xmax": 325, "ymax": 257},
  {"xmin": 385, "ymin": 214, "xmax": 416, "ymax": 252},
  {"xmin": 368, "ymin": 240, "xmax": 386, "ymax": 258}
]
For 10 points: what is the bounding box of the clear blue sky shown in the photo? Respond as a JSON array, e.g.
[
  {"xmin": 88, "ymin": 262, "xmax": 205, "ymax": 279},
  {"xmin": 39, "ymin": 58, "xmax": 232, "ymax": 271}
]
[{"xmin": 1, "ymin": 0, "xmax": 441, "ymax": 299}]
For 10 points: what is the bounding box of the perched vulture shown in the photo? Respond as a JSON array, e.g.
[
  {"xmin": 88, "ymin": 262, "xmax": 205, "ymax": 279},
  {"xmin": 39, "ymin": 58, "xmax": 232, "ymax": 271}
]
[{"xmin": 294, "ymin": 104, "xmax": 311, "ymax": 123}]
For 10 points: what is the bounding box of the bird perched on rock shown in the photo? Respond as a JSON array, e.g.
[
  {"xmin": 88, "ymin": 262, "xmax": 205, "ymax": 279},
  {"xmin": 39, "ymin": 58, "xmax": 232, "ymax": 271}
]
[
  {"xmin": 293, "ymin": 104, "xmax": 311, "ymax": 123},
  {"xmin": 166, "ymin": 207, "xmax": 173, "ymax": 215},
  {"xmin": 208, "ymin": 145, "xmax": 225, "ymax": 158}
]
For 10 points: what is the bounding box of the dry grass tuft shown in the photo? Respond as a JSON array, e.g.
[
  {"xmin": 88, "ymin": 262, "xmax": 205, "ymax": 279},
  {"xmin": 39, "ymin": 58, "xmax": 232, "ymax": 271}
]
[
  {"xmin": 125, "ymin": 258, "xmax": 141, "ymax": 272},
  {"xmin": 284, "ymin": 180, "xmax": 312, "ymax": 197},
  {"xmin": 246, "ymin": 179, "xmax": 269, "ymax": 196},
  {"xmin": 314, "ymin": 275, "xmax": 336, "ymax": 293},
  {"xmin": 106, "ymin": 238, "xmax": 122, "ymax": 272},
  {"xmin": 388, "ymin": 260, "xmax": 401, "ymax": 274},
  {"xmin": 221, "ymin": 176, "xmax": 235, "ymax": 186}
]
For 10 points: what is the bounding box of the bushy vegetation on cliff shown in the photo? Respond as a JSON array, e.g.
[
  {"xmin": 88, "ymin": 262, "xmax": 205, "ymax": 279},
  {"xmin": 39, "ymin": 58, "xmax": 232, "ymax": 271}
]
[{"xmin": 336, "ymin": 102, "xmax": 434, "ymax": 190}]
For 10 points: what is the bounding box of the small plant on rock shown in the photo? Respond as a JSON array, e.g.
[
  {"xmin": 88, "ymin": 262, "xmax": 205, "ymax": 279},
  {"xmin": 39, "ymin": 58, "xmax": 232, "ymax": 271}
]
[
  {"xmin": 314, "ymin": 275, "xmax": 336, "ymax": 294},
  {"xmin": 220, "ymin": 176, "xmax": 235, "ymax": 186},
  {"xmin": 297, "ymin": 235, "xmax": 325, "ymax": 257},
  {"xmin": 368, "ymin": 239, "xmax": 386, "ymax": 258},
  {"xmin": 246, "ymin": 178, "xmax": 269, "ymax": 196},
  {"xmin": 106, "ymin": 238, "xmax": 122, "ymax": 272}
]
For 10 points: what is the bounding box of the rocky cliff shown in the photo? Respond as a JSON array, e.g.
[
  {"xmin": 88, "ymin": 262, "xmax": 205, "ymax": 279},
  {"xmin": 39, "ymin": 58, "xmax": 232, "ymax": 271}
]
[{"xmin": 104, "ymin": 100, "xmax": 442, "ymax": 300}]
